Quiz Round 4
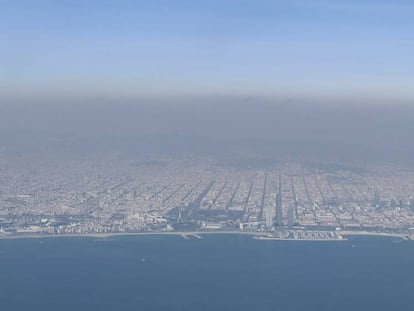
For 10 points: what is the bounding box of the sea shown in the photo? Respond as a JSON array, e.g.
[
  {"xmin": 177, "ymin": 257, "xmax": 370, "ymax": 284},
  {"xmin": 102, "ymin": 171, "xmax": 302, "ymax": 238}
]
[{"xmin": 0, "ymin": 234, "xmax": 413, "ymax": 311}]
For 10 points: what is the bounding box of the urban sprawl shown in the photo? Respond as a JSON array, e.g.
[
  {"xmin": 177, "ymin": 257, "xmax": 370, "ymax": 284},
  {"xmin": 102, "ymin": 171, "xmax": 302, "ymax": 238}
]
[{"xmin": 1, "ymin": 156, "xmax": 414, "ymax": 240}]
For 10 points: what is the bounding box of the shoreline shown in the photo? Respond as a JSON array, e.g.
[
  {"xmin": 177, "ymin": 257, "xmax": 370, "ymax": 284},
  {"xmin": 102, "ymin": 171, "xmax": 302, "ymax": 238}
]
[
  {"xmin": 253, "ymin": 236, "xmax": 347, "ymax": 242},
  {"xmin": 0, "ymin": 230, "xmax": 410, "ymax": 241},
  {"xmin": 0, "ymin": 230, "xmax": 263, "ymax": 240},
  {"xmin": 339, "ymin": 230, "xmax": 410, "ymax": 240}
]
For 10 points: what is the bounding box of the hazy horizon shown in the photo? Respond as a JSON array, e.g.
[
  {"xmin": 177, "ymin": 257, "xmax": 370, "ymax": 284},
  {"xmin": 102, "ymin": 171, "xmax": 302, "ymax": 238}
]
[
  {"xmin": 2, "ymin": 0, "xmax": 414, "ymax": 101},
  {"xmin": 1, "ymin": 0, "xmax": 414, "ymax": 170},
  {"xmin": 0, "ymin": 98, "xmax": 413, "ymax": 165}
]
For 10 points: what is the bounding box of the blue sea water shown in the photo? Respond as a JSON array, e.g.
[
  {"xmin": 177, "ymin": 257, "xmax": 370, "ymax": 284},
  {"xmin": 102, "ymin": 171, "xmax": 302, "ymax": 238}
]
[{"xmin": 0, "ymin": 234, "xmax": 413, "ymax": 311}]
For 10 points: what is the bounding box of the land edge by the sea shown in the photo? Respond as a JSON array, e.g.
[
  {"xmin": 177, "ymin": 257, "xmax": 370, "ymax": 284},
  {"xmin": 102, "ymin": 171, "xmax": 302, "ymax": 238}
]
[{"xmin": 0, "ymin": 230, "xmax": 410, "ymax": 241}]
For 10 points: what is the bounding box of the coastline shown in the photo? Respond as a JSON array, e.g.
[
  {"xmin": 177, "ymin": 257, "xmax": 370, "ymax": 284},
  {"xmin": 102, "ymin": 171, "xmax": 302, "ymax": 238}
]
[
  {"xmin": 253, "ymin": 236, "xmax": 347, "ymax": 242},
  {"xmin": 340, "ymin": 230, "xmax": 410, "ymax": 240},
  {"xmin": 0, "ymin": 230, "xmax": 410, "ymax": 240},
  {"xmin": 0, "ymin": 230, "xmax": 263, "ymax": 240}
]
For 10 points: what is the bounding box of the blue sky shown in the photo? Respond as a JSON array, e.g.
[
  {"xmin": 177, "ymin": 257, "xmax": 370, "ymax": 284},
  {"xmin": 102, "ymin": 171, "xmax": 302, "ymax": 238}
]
[{"xmin": 1, "ymin": 0, "xmax": 413, "ymax": 100}]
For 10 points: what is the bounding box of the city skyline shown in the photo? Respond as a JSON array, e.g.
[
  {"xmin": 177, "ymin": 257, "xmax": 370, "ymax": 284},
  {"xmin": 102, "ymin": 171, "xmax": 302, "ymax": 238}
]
[
  {"xmin": 1, "ymin": 155, "xmax": 414, "ymax": 239},
  {"xmin": 2, "ymin": 2, "xmax": 414, "ymax": 310}
]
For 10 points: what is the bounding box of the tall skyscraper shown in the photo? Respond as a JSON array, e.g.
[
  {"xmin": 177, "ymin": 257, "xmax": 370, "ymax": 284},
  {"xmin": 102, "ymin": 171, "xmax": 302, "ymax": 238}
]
[{"xmin": 372, "ymin": 191, "xmax": 380, "ymax": 208}]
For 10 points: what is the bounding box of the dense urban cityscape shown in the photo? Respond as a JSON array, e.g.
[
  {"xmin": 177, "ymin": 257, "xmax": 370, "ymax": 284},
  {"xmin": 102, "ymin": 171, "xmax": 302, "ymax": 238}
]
[{"xmin": 1, "ymin": 154, "xmax": 414, "ymax": 240}]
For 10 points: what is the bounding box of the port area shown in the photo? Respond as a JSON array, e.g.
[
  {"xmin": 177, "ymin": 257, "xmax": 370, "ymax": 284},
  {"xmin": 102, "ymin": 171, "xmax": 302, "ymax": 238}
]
[{"xmin": 254, "ymin": 229, "xmax": 345, "ymax": 241}]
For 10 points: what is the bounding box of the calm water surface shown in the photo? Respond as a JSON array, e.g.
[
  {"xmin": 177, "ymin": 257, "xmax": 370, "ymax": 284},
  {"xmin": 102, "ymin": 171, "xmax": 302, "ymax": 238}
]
[{"xmin": 0, "ymin": 234, "xmax": 413, "ymax": 311}]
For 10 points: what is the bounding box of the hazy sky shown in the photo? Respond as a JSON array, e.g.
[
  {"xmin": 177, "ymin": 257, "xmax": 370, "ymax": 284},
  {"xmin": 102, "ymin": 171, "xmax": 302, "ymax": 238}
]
[{"xmin": 1, "ymin": 0, "xmax": 413, "ymax": 100}]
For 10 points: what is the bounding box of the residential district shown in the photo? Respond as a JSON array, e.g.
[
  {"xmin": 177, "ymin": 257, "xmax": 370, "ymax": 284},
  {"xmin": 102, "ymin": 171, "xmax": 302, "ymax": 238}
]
[{"xmin": 1, "ymin": 155, "xmax": 414, "ymax": 240}]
